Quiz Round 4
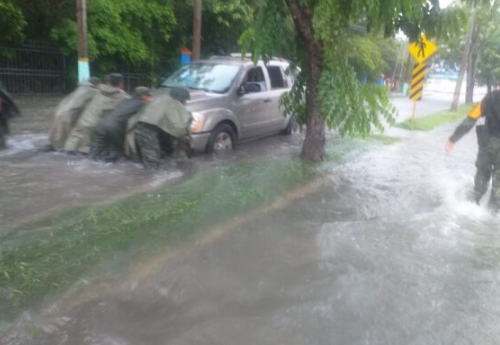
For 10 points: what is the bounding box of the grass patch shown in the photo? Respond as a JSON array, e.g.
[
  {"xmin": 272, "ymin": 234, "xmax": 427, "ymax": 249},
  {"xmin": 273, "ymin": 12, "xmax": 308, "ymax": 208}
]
[
  {"xmin": 395, "ymin": 104, "xmax": 473, "ymax": 131},
  {"xmin": 350, "ymin": 134, "xmax": 402, "ymax": 145},
  {"xmin": 0, "ymin": 158, "xmax": 315, "ymax": 320},
  {"xmin": 0, "ymin": 136, "xmax": 398, "ymax": 323}
]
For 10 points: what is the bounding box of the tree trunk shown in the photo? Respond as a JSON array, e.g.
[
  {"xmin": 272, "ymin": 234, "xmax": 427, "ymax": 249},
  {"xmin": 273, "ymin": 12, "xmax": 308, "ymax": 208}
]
[
  {"xmin": 466, "ymin": 22, "xmax": 479, "ymax": 103},
  {"xmin": 286, "ymin": 0, "xmax": 325, "ymax": 160},
  {"xmin": 302, "ymin": 76, "xmax": 325, "ymax": 160},
  {"xmin": 465, "ymin": 49, "xmax": 478, "ymax": 103},
  {"xmin": 451, "ymin": 8, "xmax": 476, "ymax": 111},
  {"xmin": 487, "ymin": 81, "xmax": 492, "ymax": 94}
]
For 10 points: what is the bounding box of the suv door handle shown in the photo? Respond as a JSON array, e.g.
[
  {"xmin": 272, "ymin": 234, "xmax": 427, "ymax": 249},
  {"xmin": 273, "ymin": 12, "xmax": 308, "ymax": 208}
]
[{"xmin": 263, "ymin": 98, "xmax": 272, "ymax": 103}]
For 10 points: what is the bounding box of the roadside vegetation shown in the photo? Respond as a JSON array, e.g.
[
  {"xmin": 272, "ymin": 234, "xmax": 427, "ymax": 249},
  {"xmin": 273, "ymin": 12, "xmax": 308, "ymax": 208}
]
[{"xmin": 395, "ymin": 104, "xmax": 473, "ymax": 131}]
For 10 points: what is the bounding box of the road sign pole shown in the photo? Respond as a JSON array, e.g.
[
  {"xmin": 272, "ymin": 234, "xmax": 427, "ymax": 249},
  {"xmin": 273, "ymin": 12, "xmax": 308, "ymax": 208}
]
[
  {"xmin": 411, "ymin": 100, "xmax": 417, "ymax": 125},
  {"xmin": 407, "ymin": 34, "xmax": 439, "ymax": 124},
  {"xmin": 77, "ymin": 0, "xmax": 90, "ymax": 82}
]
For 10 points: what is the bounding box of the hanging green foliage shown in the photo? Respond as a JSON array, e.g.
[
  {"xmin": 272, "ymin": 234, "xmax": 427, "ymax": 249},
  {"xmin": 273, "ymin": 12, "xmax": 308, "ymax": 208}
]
[{"xmin": 241, "ymin": 0, "xmax": 439, "ymax": 159}]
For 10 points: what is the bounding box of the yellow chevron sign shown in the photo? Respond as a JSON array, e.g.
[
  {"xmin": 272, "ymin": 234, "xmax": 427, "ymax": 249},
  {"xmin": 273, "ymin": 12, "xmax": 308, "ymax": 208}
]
[{"xmin": 410, "ymin": 63, "xmax": 427, "ymax": 101}]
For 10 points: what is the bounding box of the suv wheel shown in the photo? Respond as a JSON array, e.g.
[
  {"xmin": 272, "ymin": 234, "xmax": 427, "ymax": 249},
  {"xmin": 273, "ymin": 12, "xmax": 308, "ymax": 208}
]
[
  {"xmin": 281, "ymin": 115, "xmax": 295, "ymax": 135},
  {"xmin": 207, "ymin": 124, "xmax": 236, "ymax": 153}
]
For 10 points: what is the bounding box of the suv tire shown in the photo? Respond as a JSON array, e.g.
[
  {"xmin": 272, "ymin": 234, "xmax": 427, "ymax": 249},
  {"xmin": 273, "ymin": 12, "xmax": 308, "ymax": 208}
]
[
  {"xmin": 281, "ymin": 115, "xmax": 295, "ymax": 135},
  {"xmin": 207, "ymin": 123, "xmax": 237, "ymax": 153}
]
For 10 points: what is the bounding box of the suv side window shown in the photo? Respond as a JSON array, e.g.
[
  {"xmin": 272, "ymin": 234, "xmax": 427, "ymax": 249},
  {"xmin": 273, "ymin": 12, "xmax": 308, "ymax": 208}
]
[
  {"xmin": 243, "ymin": 67, "xmax": 267, "ymax": 93},
  {"xmin": 267, "ymin": 66, "xmax": 286, "ymax": 89}
]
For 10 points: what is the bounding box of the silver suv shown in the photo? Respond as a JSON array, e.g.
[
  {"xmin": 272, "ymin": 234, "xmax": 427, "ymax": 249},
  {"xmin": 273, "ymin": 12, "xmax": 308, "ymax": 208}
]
[{"xmin": 161, "ymin": 56, "xmax": 295, "ymax": 153}]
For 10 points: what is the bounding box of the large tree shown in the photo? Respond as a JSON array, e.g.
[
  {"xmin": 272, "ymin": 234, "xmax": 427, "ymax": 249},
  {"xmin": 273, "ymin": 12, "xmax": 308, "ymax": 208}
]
[
  {"xmin": 474, "ymin": 2, "xmax": 500, "ymax": 93},
  {"xmin": 0, "ymin": 1, "xmax": 26, "ymax": 47},
  {"xmin": 3, "ymin": 0, "xmax": 255, "ymax": 82},
  {"xmin": 51, "ymin": 0, "xmax": 177, "ymax": 79},
  {"xmin": 241, "ymin": 0, "xmax": 442, "ymax": 160},
  {"xmin": 435, "ymin": 1, "xmax": 500, "ymax": 104}
]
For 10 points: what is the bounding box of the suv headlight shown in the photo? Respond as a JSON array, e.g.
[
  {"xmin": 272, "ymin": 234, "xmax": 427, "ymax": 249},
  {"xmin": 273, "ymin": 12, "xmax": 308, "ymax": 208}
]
[{"xmin": 190, "ymin": 112, "xmax": 205, "ymax": 133}]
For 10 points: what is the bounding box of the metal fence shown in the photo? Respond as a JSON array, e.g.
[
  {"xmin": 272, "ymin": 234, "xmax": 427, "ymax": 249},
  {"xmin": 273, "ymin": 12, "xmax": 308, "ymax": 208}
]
[
  {"xmin": 0, "ymin": 41, "xmax": 67, "ymax": 94},
  {"xmin": 0, "ymin": 41, "xmax": 150, "ymax": 95},
  {"xmin": 121, "ymin": 72, "xmax": 151, "ymax": 94}
]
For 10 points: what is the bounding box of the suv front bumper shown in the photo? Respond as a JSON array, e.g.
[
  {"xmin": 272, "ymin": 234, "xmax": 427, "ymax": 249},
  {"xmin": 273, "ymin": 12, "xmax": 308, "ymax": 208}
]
[{"xmin": 192, "ymin": 132, "xmax": 211, "ymax": 153}]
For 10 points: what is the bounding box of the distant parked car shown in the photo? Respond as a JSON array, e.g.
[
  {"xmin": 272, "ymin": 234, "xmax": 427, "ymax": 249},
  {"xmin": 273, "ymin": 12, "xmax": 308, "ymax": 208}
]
[{"xmin": 161, "ymin": 55, "xmax": 295, "ymax": 153}]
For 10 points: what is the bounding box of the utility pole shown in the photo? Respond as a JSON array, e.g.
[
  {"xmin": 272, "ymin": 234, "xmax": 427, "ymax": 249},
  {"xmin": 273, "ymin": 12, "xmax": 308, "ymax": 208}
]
[
  {"xmin": 77, "ymin": 0, "xmax": 90, "ymax": 81},
  {"xmin": 193, "ymin": 0, "xmax": 202, "ymax": 60},
  {"xmin": 451, "ymin": 7, "xmax": 476, "ymax": 111}
]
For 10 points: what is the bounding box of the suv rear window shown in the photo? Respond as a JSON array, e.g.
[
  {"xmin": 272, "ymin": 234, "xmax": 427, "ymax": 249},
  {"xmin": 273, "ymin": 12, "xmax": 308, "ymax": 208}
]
[{"xmin": 267, "ymin": 66, "xmax": 286, "ymax": 89}]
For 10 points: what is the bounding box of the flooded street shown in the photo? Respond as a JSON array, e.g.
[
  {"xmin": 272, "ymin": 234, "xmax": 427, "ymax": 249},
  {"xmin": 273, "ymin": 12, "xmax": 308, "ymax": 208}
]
[
  {"xmin": 32, "ymin": 124, "xmax": 500, "ymax": 345},
  {"xmin": 30, "ymin": 124, "xmax": 500, "ymax": 345},
  {"xmin": 0, "ymin": 96, "xmax": 302, "ymax": 232},
  {"xmin": 0, "ymin": 92, "xmax": 453, "ymax": 232},
  {"xmin": 0, "ymin": 96, "xmax": 189, "ymax": 231},
  {"xmin": 3, "ymin": 94, "xmax": 500, "ymax": 344},
  {"xmin": 0, "ymin": 136, "xmax": 184, "ymax": 231}
]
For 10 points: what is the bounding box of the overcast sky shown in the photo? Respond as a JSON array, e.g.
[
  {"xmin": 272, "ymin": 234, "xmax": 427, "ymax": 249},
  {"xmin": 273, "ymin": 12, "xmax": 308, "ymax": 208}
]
[{"xmin": 440, "ymin": 0, "xmax": 456, "ymax": 8}]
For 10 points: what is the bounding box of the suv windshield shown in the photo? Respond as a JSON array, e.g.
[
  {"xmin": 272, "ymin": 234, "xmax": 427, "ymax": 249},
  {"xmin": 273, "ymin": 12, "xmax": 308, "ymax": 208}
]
[{"xmin": 162, "ymin": 63, "xmax": 241, "ymax": 94}]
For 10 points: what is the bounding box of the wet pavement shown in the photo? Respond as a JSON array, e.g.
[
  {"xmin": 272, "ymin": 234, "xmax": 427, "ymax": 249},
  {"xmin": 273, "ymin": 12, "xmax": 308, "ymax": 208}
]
[
  {"xmin": 24, "ymin": 121, "xmax": 500, "ymax": 345},
  {"xmin": 3, "ymin": 93, "xmax": 500, "ymax": 344}
]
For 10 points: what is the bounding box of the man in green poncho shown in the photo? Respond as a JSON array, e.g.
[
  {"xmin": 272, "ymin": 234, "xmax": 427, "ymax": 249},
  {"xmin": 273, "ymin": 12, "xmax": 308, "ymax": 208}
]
[
  {"xmin": 126, "ymin": 87, "xmax": 193, "ymax": 168},
  {"xmin": 48, "ymin": 77, "xmax": 100, "ymax": 151},
  {"xmin": 64, "ymin": 73, "xmax": 129, "ymax": 154}
]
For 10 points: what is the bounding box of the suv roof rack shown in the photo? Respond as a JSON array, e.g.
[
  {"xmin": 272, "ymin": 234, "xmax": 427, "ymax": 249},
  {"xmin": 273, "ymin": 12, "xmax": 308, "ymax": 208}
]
[
  {"xmin": 209, "ymin": 54, "xmax": 251, "ymax": 61},
  {"xmin": 208, "ymin": 54, "xmax": 290, "ymax": 64},
  {"xmin": 230, "ymin": 53, "xmax": 252, "ymax": 58}
]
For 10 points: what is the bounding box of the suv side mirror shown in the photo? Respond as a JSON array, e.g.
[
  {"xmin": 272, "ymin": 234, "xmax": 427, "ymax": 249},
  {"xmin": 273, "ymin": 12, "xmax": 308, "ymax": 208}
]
[
  {"xmin": 237, "ymin": 85, "xmax": 246, "ymax": 96},
  {"xmin": 238, "ymin": 82, "xmax": 263, "ymax": 96},
  {"xmin": 245, "ymin": 82, "xmax": 263, "ymax": 93}
]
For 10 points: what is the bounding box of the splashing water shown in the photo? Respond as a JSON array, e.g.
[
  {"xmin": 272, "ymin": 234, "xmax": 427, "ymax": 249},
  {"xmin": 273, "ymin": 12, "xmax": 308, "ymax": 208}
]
[{"xmin": 3, "ymin": 115, "xmax": 500, "ymax": 344}]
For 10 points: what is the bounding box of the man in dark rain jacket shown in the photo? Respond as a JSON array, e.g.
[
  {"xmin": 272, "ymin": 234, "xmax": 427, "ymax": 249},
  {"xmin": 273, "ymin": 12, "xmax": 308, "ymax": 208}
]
[
  {"xmin": 90, "ymin": 86, "xmax": 151, "ymax": 162},
  {"xmin": 447, "ymin": 90, "xmax": 500, "ymax": 208}
]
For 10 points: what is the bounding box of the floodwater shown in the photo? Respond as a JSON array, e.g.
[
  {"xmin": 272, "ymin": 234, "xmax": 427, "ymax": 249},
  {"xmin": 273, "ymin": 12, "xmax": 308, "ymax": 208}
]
[
  {"xmin": 30, "ymin": 124, "xmax": 499, "ymax": 345},
  {"xmin": 3, "ymin": 95, "xmax": 500, "ymax": 344},
  {"xmin": 0, "ymin": 134, "xmax": 184, "ymax": 232},
  {"xmin": 0, "ymin": 96, "xmax": 303, "ymax": 232}
]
